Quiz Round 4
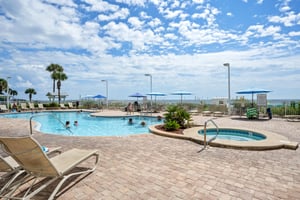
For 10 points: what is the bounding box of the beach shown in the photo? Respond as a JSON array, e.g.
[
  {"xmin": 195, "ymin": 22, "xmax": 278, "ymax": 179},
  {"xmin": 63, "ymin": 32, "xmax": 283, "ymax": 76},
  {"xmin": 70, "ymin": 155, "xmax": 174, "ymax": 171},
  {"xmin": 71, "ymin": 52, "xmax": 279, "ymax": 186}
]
[{"xmin": 0, "ymin": 111, "xmax": 299, "ymax": 199}]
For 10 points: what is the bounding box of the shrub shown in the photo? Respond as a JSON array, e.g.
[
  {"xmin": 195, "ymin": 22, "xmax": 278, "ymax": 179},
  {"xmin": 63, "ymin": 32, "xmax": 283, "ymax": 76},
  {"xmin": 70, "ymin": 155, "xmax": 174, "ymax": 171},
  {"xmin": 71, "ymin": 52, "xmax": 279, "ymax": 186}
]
[
  {"xmin": 45, "ymin": 102, "xmax": 59, "ymax": 107},
  {"xmin": 164, "ymin": 120, "xmax": 180, "ymax": 131},
  {"xmin": 164, "ymin": 105, "xmax": 191, "ymax": 130}
]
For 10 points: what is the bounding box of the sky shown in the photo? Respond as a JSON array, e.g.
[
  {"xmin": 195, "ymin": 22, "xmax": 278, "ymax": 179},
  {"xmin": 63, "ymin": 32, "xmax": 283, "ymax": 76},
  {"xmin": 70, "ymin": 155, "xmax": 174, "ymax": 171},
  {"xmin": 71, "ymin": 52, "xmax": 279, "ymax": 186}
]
[{"xmin": 0, "ymin": 0, "xmax": 300, "ymax": 102}]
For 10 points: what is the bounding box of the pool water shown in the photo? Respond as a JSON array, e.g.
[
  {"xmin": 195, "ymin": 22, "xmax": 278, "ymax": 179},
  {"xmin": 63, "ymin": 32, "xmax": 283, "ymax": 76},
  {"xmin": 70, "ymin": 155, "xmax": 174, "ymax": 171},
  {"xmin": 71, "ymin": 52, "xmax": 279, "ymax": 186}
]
[
  {"xmin": 198, "ymin": 128, "xmax": 266, "ymax": 141},
  {"xmin": 0, "ymin": 111, "xmax": 161, "ymax": 136}
]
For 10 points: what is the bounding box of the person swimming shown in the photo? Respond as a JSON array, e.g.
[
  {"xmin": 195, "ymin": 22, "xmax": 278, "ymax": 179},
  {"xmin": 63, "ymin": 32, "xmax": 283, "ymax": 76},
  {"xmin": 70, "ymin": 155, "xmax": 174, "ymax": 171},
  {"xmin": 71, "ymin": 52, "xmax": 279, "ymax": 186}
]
[
  {"xmin": 65, "ymin": 121, "xmax": 70, "ymax": 128},
  {"xmin": 140, "ymin": 121, "xmax": 146, "ymax": 126},
  {"xmin": 128, "ymin": 118, "xmax": 133, "ymax": 125},
  {"xmin": 74, "ymin": 121, "xmax": 78, "ymax": 126}
]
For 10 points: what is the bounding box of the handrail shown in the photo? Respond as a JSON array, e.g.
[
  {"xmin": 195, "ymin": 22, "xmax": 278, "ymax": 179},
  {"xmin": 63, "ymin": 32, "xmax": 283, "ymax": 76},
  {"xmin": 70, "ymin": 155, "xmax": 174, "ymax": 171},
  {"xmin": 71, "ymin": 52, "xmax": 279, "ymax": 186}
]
[
  {"xmin": 199, "ymin": 118, "xmax": 219, "ymax": 152},
  {"xmin": 29, "ymin": 113, "xmax": 73, "ymax": 135}
]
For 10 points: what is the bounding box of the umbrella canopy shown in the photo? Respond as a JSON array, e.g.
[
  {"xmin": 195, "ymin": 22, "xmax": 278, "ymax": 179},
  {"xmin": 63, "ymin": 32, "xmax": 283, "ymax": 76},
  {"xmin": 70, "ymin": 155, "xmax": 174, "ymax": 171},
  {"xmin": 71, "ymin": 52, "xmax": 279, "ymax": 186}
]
[
  {"xmin": 236, "ymin": 88, "xmax": 271, "ymax": 105},
  {"xmin": 129, "ymin": 92, "xmax": 146, "ymax": 98},
  {"xmin": 236, "ymin": 88, "xmax": 271, "ymax": 95},
  {"xmin": 147, "ymin": 92, "xmax": 166, "ymax": 109},
  {"xmin": 171, "ymin": 91, "xmax": 192, "ymax": 104},
  {"xmin": 147, "ymin": 92, "xmax": 166, "ymax": 97},
  {"xmin": 93, "ymin": 94, "xmax": 106, "ymax": 99}
]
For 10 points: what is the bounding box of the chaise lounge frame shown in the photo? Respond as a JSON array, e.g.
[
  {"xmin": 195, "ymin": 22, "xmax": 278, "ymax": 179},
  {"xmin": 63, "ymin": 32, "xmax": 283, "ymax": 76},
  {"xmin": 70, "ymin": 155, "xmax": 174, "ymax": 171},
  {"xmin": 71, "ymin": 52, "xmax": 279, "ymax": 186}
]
[{"xmin": 0, "ymin": 136, "xmax": 99, "ymax": 200}]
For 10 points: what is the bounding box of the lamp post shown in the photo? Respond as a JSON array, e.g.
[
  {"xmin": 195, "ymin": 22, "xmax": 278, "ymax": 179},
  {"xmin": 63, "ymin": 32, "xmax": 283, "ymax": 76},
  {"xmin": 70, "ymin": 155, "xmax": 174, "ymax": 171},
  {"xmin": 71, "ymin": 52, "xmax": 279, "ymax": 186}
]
[
  {"xmin": 101, "ymin": 80, "xmax": 108, "ymax": 109},
  {"xmin": 144, "ymin": 74, "xmax": 152, "ymax": 111},
  {"xmin": 223, "ymin": 63, "xmax": 231, "ymax": 115},
  {"xmin": 6, "ymin": 76, "xmax": 11, "ymax": 110}
]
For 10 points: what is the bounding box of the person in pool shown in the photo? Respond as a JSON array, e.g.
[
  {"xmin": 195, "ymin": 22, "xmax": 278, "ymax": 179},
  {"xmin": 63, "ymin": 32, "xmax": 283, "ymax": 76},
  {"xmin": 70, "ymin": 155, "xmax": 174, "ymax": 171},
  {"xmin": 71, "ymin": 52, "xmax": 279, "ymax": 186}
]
[
  {"xmin": 74, "ymin": 121, "xmax": 78, "ymax": 126},
  {"xmin": 65, "ymin": 121, "xmax": 70, "ymax": 128},
  {"xmin": 140, "ymin": 121, "xmax": 146, "ymax": 126},
  {"xmin": 128, "ymin": 118, "xmax": 133, "ymax": 125}
]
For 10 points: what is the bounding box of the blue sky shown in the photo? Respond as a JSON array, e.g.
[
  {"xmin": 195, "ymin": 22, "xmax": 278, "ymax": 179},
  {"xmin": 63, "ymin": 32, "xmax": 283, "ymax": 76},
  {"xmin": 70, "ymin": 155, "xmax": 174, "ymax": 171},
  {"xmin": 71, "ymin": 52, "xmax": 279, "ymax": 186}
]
[{"xmin": 0, "ymin": 0, "xmax": 299, "ymax": 101}]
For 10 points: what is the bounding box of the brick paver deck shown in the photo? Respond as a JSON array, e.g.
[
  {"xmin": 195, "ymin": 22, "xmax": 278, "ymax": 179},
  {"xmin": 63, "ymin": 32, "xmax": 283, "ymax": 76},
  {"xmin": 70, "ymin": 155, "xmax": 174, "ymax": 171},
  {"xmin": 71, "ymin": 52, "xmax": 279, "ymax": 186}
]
[{"xmin": 0, "ymin": 112, "xmax": 299, "ymax": 199}]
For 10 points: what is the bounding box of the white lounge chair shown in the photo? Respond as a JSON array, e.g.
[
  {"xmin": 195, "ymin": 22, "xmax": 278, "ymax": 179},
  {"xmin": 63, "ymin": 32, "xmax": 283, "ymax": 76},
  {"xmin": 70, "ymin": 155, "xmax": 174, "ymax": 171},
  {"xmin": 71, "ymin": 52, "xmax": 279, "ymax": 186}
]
[
  {"xmin": 60, "ymin": 103, "xmax": 66, "ymax": 109},
  {"xmin": 28, "ymin": 103, "xmax": 35, "ymax": 110},
  {"xmin": 37, "ymin": 103, "xmax": 45, "ymax": 110},
  {"xmin": 0, "ymin": 136, "xmax": 99, "ymax": 200},
  {"xmin": 20, "ymin": 103, "xmax": 28, "ymax": 111},
  {"xmin": 68, "ymin": 102, "xmax": 74, "ymax": 108},
  {"xmin": 0, "ymin": 105, "xmax": 8, "ymax": 112}
]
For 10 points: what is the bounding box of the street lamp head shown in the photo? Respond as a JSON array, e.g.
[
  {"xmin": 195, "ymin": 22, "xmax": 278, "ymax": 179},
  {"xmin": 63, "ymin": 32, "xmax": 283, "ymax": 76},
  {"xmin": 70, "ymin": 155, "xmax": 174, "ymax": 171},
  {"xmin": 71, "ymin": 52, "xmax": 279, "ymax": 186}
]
[
  {"xmin": 144, "ymin": 73, "xmax": 151, "ymax": 77},
  {"xmin": 223, "ymin": 63, "xmax": 230, "ymax": 67},
  {"xmin": 101, "ymin": 80, "xmax": 107, "ymax": 82}
]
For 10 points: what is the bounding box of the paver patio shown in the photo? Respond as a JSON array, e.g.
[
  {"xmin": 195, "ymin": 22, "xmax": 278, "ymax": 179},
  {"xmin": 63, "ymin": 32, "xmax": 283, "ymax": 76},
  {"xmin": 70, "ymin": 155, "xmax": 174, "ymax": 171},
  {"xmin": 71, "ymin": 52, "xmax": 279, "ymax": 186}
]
[{"xmin": 0, "ymin": 112, "xmax": 299, "ymax": 199}]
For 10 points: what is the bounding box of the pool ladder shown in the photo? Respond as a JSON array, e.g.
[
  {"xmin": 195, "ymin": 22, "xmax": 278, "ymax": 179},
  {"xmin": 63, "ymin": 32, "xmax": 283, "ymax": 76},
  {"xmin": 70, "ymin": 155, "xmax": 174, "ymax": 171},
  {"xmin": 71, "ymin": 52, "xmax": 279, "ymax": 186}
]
[
  {"xmin": 198, "ymin": 119, "xmax": 219, "ymax": 152},
  {"xmin": 29, "ymin": 113, "xmax": 73, "ymax": 135}
]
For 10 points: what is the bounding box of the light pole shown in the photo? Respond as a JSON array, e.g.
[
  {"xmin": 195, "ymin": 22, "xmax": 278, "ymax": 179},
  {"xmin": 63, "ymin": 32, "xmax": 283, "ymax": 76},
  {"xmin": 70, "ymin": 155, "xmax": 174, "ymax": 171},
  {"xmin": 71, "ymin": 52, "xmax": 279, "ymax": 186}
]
[
  {"xmin": 223, "ymin": 63, "xmax": 231, "ymax": 115},
  {"xmin": 101, "ymin": 80, "xmax": 108, "ymax": 109},
  {"xmin": 144, "ymin": 74, "xmax": 152, "ymax": 111},
  {"xmin": 6, "ymin": 76, "xmax": 11, "ymax": 110}
]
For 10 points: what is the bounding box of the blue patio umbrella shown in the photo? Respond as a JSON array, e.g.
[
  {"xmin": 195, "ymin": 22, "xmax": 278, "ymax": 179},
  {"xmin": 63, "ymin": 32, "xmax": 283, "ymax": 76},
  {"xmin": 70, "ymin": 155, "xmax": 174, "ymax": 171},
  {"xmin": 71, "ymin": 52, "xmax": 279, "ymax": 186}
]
[
  {"xmin": 147, "ymin": 92, "xmax": 166, "ymax": 109},
  {"xmin": 93, "ymin": 94, "xmax": 106, "ymax": 99},
  {"xmin": 129, "ymin": 92, "xmax": 146, "ymax": 100},
  {"xmin": 236, "ymin": 88, "xmax": 271, "ymax": 105},
  {"xmin": 171, "ymin": 91, "xmax": 192, "ymax": 104}
]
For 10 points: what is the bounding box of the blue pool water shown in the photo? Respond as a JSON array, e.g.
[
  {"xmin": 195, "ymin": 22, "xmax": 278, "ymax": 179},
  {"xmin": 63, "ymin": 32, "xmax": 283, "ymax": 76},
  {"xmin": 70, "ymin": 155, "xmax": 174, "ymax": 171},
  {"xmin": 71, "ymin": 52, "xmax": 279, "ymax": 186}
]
[
  {"xmin": 198, "ymin": 128, "xmax": 266, "ymax": 141},
  {"xmin": 0, "ymin": 111, "xmax": 161, "ymax": 136}
]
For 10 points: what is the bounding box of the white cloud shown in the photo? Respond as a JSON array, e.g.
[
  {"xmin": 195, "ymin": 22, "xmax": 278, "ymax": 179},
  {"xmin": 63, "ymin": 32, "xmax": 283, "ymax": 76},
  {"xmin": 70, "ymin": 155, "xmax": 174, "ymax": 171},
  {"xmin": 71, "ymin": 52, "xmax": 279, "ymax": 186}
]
[
  {"xmin": 268, "ymin": 12, "xmax": 300, "ymax": 27},
  {"xmin": 192, "ymin": 0, "xmax": 205, "ymax": 4},
  {"xmin": 128, "ymin": 17, "xmax": 144, "ymax": 29},
  {"xmin": 257, "ymin": 0, "xmax": 264, "ymax": 4},
  {"xmin": 148, "ymin": 18, "xmax": 162, "ymax": 28},
  {"xmin": 116, "ymin": 0, "xmax": 146, "ymax": 6},
  {"xmin": 289, "ymin": 31, "xmax": 300, "ymax": 37},
  {"xmin": 247, "ymin": 25, "xmax": 281, "ymax": 38},
  {"xmin": 44, "ymin": 0, "xmax": 77, "ymax": 7},
  {"xmin": 83, "ymin": 0, "xmax": 119, "ymax": 12},
  {"xmin": 98, "ymin": 8, "xmax": 129, "ymax": 21}
]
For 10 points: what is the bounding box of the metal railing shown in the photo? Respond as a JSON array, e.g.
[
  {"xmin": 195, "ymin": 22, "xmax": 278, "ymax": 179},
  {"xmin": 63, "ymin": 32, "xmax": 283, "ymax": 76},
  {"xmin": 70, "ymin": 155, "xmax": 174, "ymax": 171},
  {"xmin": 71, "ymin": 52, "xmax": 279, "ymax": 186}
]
[
  {"xmin": 29, "ymin": 113, "xmax": 73, "ymax": 135},
  {"xmin": 199, "ymin": 118, "xmax": 219, "ymax": 152}
]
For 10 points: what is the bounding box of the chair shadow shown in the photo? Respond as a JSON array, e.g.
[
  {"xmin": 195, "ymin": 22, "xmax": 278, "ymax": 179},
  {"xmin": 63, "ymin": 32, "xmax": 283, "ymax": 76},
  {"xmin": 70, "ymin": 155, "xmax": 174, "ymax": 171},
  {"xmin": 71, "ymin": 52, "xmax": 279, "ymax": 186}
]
[
  {"xmin": 11, "ymin": 167, "xmax": 93, "ymax": 200},
  {"xmin": 230, "ymin": 116, "xmax": 271, "ymax": 121}
]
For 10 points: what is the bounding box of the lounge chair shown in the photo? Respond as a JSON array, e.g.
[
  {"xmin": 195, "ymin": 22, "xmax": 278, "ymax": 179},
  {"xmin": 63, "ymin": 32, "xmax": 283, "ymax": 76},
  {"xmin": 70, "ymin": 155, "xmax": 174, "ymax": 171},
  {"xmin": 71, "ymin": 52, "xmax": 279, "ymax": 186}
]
[
  {"xmin": 28, "ymin": 103, "xmax": 35, "ymax": 110},
  {"xmin": 68, "ymin": 102, "xmax": 74, "ymax": 108},
  {"xmin": 246, "ymin": 107, "xmax": 258, "ymax": 119},
  {"xmin": 37, "ymin": 103, "xmax": 45, "ymax": 110},
  {"xmin": 0, "ymin": 147, "xmax": 61, "ymax": 196},
  {"xmin": 20, "ymin": 103, "xmax": 28, "ymax": 111},
  {"xmin": 0, "ymin": 105, "xmax": 9, "ymax": 112},
  {"xmin": 60, "ymin": 103, "xmax": 66, "ymax": 109},
  {"xmin": 0, "ymin": 136, "xmax": 99, "ymax": 200}
]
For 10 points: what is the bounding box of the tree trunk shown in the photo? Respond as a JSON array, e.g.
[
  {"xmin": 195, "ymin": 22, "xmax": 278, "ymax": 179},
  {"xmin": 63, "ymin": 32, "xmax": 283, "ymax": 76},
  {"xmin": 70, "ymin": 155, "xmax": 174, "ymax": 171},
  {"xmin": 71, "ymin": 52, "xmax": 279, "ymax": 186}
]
[
  {"xmin": 53, "ymin": 79, "xmax": 55, "ymax": 93},
  {"xmin": 57, "ymin": 80, "xmax": 61, "ymax": 104}
]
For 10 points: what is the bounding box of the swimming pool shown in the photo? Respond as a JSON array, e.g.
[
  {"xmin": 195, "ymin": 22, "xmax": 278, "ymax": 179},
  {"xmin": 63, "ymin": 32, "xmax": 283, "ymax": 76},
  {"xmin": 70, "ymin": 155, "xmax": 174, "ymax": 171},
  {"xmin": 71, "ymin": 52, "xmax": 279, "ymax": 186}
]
[
  {"xmin": 0, "ymin": 111, "xmax": 161, "ymax": 136},
  {"xmin": 198, "ymin": 128, "xmax": 266, "ymax": 141}
]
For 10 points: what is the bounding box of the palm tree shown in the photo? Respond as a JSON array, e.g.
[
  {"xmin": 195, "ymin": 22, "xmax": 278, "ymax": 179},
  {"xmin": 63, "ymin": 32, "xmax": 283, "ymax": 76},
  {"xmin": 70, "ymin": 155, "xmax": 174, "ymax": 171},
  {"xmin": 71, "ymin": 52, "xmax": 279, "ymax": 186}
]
[
  {"xmin": 46, "ymin": 64, "xmax": 63, "ymax": 93},
  {"xmin": 8, "ymin": 89, "xmax": 18, "ymax": 100},
  {"xmin": 54, "ymin": 71, "xmax": 68, "ymax": 104},
  {"xmin": 25, "ymin": 88, "xmax": 37, "ymax": 102},
  {"xmin": 0, "ymin": 78, "xmax": 8, "ymax": 95}
]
